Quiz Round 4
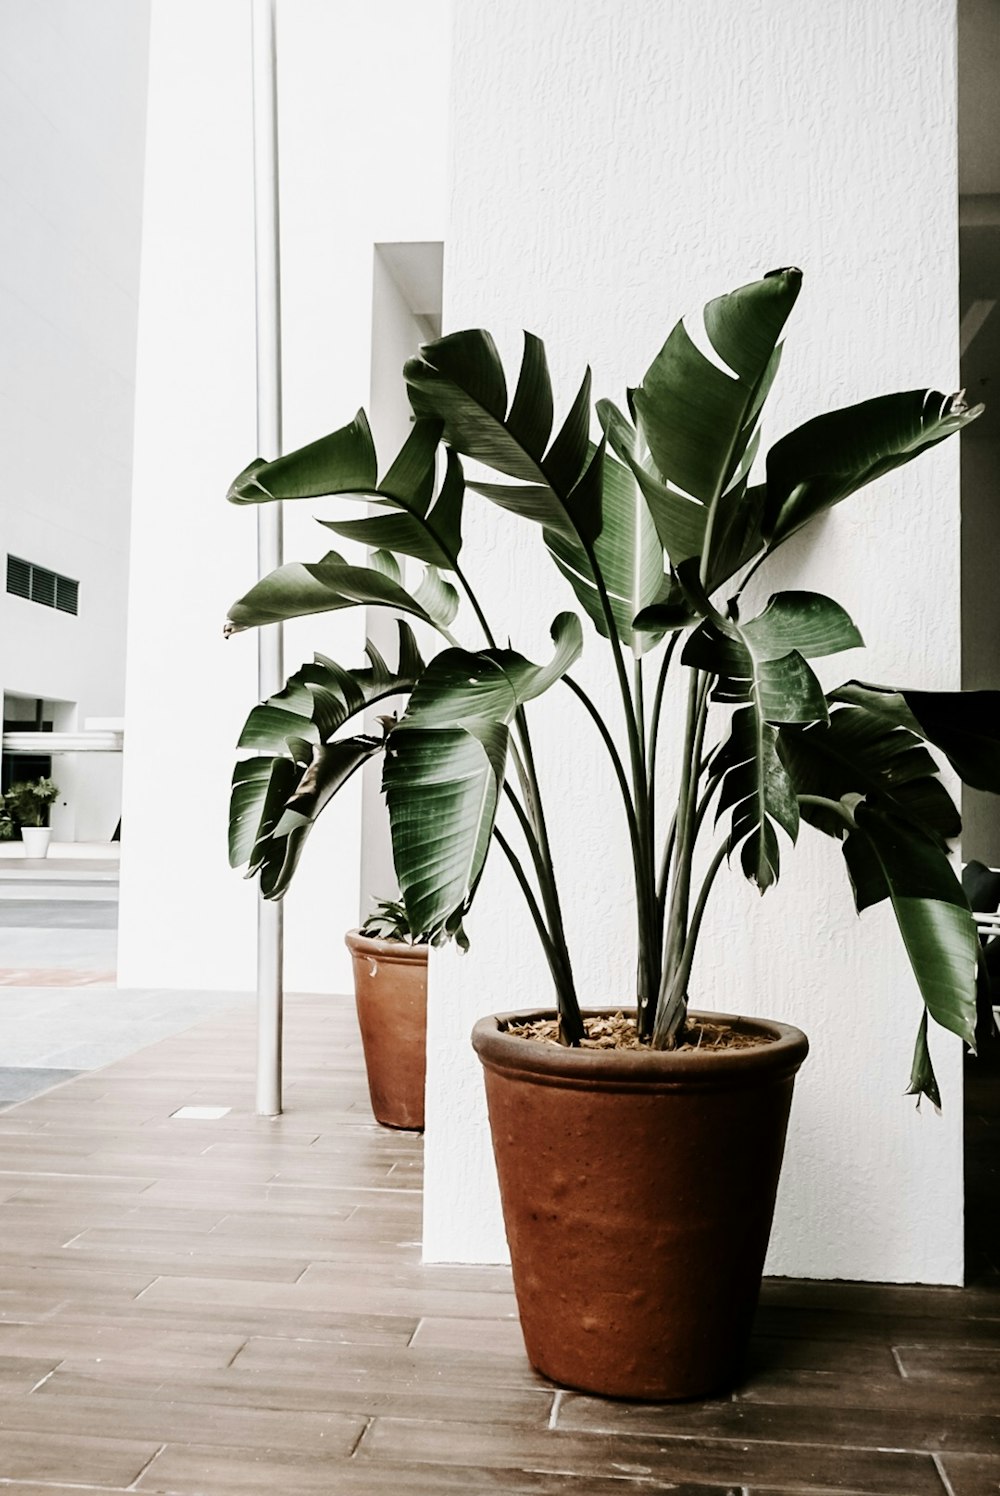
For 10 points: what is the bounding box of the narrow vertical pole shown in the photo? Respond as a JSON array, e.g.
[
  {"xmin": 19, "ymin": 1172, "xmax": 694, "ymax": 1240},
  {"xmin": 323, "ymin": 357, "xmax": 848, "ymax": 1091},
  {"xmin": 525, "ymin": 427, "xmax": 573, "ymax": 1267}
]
[{"xmin": 251, "ymin": 0, "xmax": 284, "ymax": 1117}]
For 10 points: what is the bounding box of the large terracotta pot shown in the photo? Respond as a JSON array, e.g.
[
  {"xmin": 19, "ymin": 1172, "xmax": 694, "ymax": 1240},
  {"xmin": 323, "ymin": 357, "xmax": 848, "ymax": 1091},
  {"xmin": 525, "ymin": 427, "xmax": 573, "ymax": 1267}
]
[
  {"xmin": 345, "ymin": 931, "xmax": 427, "ymax": 1130},
  {"xmin": 472, "ymin": 1007, "xmax": 808, "ymax": 1400}
]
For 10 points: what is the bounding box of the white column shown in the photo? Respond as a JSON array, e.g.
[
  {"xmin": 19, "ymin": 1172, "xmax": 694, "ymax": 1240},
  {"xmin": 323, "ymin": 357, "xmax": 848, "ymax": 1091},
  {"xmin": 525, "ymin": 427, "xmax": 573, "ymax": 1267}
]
[
  {"xmin": 424, "ymin": 0, "xmax": 965, "ymax": 1284},
  {"xmin": 120, "ymin": 0, "xmax": 451, "ymax": 996}
]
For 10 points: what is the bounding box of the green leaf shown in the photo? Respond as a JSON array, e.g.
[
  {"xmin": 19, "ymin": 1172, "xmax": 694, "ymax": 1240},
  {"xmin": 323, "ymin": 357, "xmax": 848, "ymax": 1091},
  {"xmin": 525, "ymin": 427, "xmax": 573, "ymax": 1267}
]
[
  {"xmin": 764, "ymin": 389, "xmax": 983, "ymax": 547},
  {"xmin": 402, "ymin": 613, "xmax": 583, "ymax": 729},
  {"xmin": 237, "ymin": 623, "xmax": 424, "ymax": 752},
  {"xmin": 683, "ymin": 622, "xmax": 829, "ymax": 724},
  {"xmin": 406, "ymin": 329, "xmax": 600, "ymax": 544},
  {"xmin": 413, "ymin": 566, "xmax": 459, "ymax": 630},
  {"xmin": 367, "ymin": 549, "xmax": 401, "ymax": 583},
  {"xmin": 779, "ymin": 707, "xmax": 960, "ymax": 845},
  {"xmin": 848, "ymin": 804, "xmax": 978, "ymax": 1051},
  {"xmin": 228, "ymin": 410, "xmax": 378, "ymax": 503},
  {"xmin": 229, "ymin": 755, "xmax": 301, "ymax": 870},
  {"xmin": 596, "ymin": 399, "xmax": 708, "ymax": 566},
  {"xmin": 742, "ymin": 592, "xmax": 863, "ymax": 661},
  {"xmin": 384, "ymin": 719, "xmax": 509, "ymax": 936},
  {"xmin": 225, "ymin": 552, "xmax": 437, "ymax": 635},
  {"xmin": 230, "ymin": 623, "xmax": 426, "ymax": 899},
  {"xmin": 631, "ymin": 268, "xmax": 801, "ymax": 516},
  {"xmin": 319, "ymin": 447, "xmax": 466, "ymax": 570},
  {"xmin": 831, "ymin": 681, "xmax": 1000, "ymax": 795},
  {"xmin": 714, "ymin": 704, "xmax": 799, "ymax": 891},
  {"xmin": 544, "ymin": 445, "xmax": 666, "ymax": 653},
  {"xmin": 906, "ymin": 1011, "xmax": 941, "ymax": 1109}
]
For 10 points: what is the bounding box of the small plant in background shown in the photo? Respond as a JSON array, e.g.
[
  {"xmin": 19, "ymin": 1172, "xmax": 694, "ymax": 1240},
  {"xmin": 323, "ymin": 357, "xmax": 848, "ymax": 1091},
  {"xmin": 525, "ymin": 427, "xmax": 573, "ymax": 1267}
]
[
  {"xmin": 0, "ymin": 794, "xmax": 14, "ymax": 841},
  {"xmin": 5, "ymin": 778, "xmax": 59, "ymax": 829},
  {"xmin": 359, "ymin": 896, "xmax": 469, "ymax": 950},
  {"xmin": 359, "ymin": 897, "xmax": 424, "ymax": 944}
]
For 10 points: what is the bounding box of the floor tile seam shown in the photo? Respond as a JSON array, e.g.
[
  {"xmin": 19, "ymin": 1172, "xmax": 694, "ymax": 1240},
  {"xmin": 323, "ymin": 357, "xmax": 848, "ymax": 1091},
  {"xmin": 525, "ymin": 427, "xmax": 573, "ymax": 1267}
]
[
  {"xmin": 126, "ymin": 1442, "xmax": 167, "ymax": 1491},
  {"xmin": 552, "ymin": 1422, "xmax": 974, "ymax": 1460},
  {"xmin": 383, "ymin": 1414, "xmax": 953, "ymax": 1462},
  {"xmin": 931, "ymin": 1451, "xmax": 959, "ymax": 1496}
]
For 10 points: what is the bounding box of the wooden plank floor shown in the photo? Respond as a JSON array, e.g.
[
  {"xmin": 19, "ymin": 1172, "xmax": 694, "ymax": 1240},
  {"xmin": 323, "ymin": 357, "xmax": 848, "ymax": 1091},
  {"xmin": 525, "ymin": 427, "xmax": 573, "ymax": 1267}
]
[{"xmin": 0, "ymin": 993, "xmax": 997, "ymax": 1496}]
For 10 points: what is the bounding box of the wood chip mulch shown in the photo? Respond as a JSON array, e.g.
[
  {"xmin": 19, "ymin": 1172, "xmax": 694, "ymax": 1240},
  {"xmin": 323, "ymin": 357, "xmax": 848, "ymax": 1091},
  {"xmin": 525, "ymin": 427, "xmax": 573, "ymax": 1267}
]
[{"xmin": 504, "ymin": 1011, "xmax": 773, "ymax": 1051}]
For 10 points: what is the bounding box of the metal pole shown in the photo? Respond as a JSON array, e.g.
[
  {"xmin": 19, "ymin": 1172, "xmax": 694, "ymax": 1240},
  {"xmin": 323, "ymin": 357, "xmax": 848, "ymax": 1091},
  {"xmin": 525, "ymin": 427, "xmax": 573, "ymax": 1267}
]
[{"xmin": 251, "ymin": 0, "xmax": 284, "ymax": 1116}]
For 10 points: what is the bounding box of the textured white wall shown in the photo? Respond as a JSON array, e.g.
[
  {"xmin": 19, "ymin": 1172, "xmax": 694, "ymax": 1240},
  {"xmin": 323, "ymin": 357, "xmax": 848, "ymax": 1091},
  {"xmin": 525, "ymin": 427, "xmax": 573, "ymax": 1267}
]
[
  {"xmin": 119, "ymin": 0, "xmax": 449, "ymax": 991},
  {"xmin": 0, "ymin": 0, "xmax": 149, "ymax": 840},
  {"xmin": 424, "ymin": 0, "xmax": 966, "ymax": 1283}
]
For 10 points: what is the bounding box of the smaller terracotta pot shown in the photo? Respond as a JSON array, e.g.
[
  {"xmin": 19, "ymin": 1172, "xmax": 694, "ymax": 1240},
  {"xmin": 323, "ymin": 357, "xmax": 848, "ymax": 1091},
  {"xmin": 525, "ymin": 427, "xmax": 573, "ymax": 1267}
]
[{"xmin": 345, "ymin": 930, "xmax": 427, "ymax": 1130}]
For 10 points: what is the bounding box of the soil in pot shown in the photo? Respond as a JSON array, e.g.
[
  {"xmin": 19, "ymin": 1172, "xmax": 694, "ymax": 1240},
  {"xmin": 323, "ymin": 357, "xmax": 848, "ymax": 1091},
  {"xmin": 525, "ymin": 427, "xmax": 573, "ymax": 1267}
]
[
  {"xmin": 473, "ymin": 1007, "xmax": 809, "ymax": 1401},
  {"xmin": 345, "ymin": 931, "xmax": 427, "ymax": 1130}
]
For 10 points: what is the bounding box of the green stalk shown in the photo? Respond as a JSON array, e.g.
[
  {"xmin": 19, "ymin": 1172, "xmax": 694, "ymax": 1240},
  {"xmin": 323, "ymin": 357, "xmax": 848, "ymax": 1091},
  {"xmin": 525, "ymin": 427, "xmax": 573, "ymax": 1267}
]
[
  {"xmin": 563, "ymin": 676, "xmax": 638, "ymax": 843},
  {"xmin": 581, "ymin": 537, "xmax": 660, "ymax": 1030},
  {"xmin": 492, "ymin": 826, "xmax": 581, "ymax": 1040},
  {"xmin": 656, "ymin": 669, "xmax": 709, "ymax": 1043},
  {"xmin": 453, "ymin": 558, "xmax": 581, "ymax": 1037},
  {"xmin": 652, "ymin": 840, "xmax": 728, "ymax": 1045},
  {"xmin": 647, "ymin": 631, "xmax": 681, "ymax": 796}
]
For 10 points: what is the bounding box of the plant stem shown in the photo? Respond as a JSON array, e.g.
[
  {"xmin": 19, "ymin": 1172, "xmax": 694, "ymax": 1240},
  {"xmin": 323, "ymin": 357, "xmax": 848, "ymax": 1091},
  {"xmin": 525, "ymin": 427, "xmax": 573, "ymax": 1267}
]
[
  {"xmin": 492, "ymin": 825, "xmax": 583, "ymax": 1043},
  {"xmin": 647, "ymin": 631, "xmax": 680, "ymax": 796},
  {"xmin": 453, "ymin": 557, "xmax": 580, "ymax": 1032},
  {"xmin": 656, "ymin": 668, "xmax": 709, "ymax": 1042},
  {"xmin": 563, "ymin": 676, "xmax": 637, "ymax": 841},
  {"xmin": 582, "ymin": 537, "xmax": 660, "ymax": 1028},
  {"xmin": 652, "ymin": 839, "xmax": 728, "ymax": 1046}
]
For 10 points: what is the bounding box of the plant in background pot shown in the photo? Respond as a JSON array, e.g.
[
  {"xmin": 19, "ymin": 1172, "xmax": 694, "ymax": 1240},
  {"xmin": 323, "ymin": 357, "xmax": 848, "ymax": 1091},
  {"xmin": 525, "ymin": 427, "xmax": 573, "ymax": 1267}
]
[
  {"xmin": 226, "ymin": 267, "xmax": 998, "ymax": 1400},
  {"xmin": 345, "ymin": 897, "xmax": 435, "ymax": 1131},
  {"xmin": 6, "ymin": 778, "xmax": 59, "ymax": 858}
]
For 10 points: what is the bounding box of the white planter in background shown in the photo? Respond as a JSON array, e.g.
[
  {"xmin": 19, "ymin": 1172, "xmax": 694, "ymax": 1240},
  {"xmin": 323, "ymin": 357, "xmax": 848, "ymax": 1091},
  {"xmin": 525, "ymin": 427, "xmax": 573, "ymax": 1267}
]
[{"xmin": 20, "ymin": 827, "xmax": 51, "ymax": 859}]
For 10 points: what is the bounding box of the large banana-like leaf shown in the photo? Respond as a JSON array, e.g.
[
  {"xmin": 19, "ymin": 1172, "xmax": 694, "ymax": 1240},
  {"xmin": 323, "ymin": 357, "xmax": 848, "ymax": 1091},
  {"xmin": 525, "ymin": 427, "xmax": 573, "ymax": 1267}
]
[
  {"xmin": 227, "ymin": 409, "xmax": 379, "ymax": 503},
  {"xmin": 382, "ymin": 614, "xmax": 582, "ymax": 935},
  {"xmin": 402, "ymin": 612, "xmax": 583, "ymax": 728},
  {"xmin": 713, "ymin": 705, "xmax": 799, "ymax": 891},
  {"xmin": 840, "ymin": 804, "xmax": 979, "ymax": 1103},
  {"xmin": 225, "ymin": 552, "xmax": 441, "ymax": 636},
  {"xmin": 831, "ymin": 681, "xmax": 1000, "ymax": 795},
  {"xmin": 237, "ymin": 624, "xmax": 424, "ymax": 751},
  {"xmin": 763, "ymin": 390, "xmax": 982, "ymax": 547},
  {"xmin": 630, "ymin": 269, "xmax": 800, "ymax": 567},
  {"xmin": 229, "ymin": 414, "xmax": 467, "ymax": 572},
  {"xmin": 383, "ymin": 720, "xmax": 509, "ymax": 936},
  {"xmin": 778, "ymin": 707, "xmax": 961, "ymax": 844},
  {"xmin": 320, "ymin": 446, "xmax": 465, "ymax": 570},
  {"xmin": 543, "ymin": 443, "xmax": 666, "ymax": 652},
  {"xmin": 687, "ymin": 591, "xmax": 858, "ymax": 889},
  {"xmin": 232, "ymin": 737, "xmax": 383, "ymax": 900},
  {"xmin": 597, "ymin": 399, "xmax": 708, "ymax": 567},
  {"xmin": 229, "ymin": 623, "xmax": 425, "ymax": 900},
  {"xmin": 405, "ymin": 330, "xmax": 601, "ymax": 545}
]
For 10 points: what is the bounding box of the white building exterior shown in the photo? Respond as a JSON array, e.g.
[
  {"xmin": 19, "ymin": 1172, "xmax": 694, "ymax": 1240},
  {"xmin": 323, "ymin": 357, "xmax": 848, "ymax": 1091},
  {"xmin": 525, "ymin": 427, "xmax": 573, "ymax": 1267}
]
[
  {"xmin": 0, "ymin": 1, "xmax": 150, "ymax": 841},
  {"xmin": 6, "ymin": 0, "xmax": 992, "ymax": 1285}
]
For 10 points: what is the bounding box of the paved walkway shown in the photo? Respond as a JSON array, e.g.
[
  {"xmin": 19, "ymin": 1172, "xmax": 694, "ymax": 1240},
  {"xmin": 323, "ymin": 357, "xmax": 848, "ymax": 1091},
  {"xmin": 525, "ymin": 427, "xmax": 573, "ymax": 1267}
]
[{"xmin": 0, "ymin": 850, "xmax": 251, "ymax": 1106}]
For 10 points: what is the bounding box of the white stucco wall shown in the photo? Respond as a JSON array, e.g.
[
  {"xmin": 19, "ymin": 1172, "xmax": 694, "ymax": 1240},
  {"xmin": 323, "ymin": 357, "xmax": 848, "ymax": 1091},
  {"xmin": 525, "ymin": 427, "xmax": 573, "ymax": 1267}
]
[
  {"xmin": 423, "ymin": 0, "xmax": 967, "ymax": 1283},
  {"xmin": 0, "ymin": 0, "xmax": 150, "ymax": 841},
  {"xmin": 118, "ymin": 0, "xmax": 450, "ymax": 992}
]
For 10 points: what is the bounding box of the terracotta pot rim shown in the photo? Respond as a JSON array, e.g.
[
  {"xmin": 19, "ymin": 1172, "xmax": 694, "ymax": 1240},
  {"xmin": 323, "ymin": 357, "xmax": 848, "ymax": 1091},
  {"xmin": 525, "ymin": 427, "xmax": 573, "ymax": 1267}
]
[
  {"xmin": 472, "ymin": 1007, "xmax": 808, "ymax": 1092},
  {"xmin": 344, "ymin": 929, "xmax": 429, "ymax": 964}
]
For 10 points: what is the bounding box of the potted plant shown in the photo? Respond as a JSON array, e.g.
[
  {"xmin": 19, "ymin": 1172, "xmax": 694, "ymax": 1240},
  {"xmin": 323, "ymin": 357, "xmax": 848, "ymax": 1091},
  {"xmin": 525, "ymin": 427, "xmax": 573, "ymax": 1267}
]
[
  {"xmin": 345, "ymin": 897, "xmax": 434, "ymax": 1131},
  {"xmin": 6, "ymin": 777, "xmax": 59, "ymax": 858},
  {"xmin": 226, "ymin": 267, "xmax": 998, "ymax": 1399}
]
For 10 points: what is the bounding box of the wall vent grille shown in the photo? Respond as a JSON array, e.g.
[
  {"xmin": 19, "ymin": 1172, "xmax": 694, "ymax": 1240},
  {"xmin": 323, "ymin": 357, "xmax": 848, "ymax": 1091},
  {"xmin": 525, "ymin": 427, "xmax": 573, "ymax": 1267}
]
[{"xmin": 6, "ymin": 556, "xmax": 78, "ymax": 615}]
